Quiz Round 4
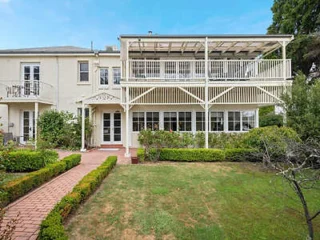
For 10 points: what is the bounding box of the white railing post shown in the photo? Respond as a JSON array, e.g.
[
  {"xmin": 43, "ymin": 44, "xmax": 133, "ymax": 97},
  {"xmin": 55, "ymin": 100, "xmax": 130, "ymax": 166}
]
[
  {"xmin": 80, "ymin": 100, "xmax": 86, "ymax": 152},
  {"xmin": 205, "ymin": 37, "xmax": 209, "ymax": 149}
]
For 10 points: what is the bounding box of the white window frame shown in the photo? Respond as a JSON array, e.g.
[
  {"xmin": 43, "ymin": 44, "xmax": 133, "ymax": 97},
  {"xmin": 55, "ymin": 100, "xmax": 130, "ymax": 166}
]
[
  {"xmin": 146, "ymin": 112, "xmax": 160, "ymax": 131},
  {"xmin": 113, "ymin": 67, "xmax": 121, "ymax": 87},
  {"xmin": 211, "ymin": 111, "xmax": 224, "ymax": 132},
  {"xmin": 178, "ymin": 112, "xmax": 192, "ymax": 132},
  {"xmin": 99, "ymin": 67, "xmax": 109, "ymax": 87},
  {"xmin": 195, "ymin": 112, "xmax": 205, "ymax": 131},
  {"xmin": 78, "ymin": 61, "xmax": 89, "ymax": 83},
  {"xmin": 132, "ymin": 112, "xmax": 145, "ymax": 132}
]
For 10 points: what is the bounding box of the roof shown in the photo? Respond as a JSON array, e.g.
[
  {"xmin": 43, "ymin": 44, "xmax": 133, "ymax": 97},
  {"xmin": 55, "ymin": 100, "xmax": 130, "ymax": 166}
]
[
  {"xmin": 0, "ymin": 46, "xmax": 120, "ymax": 55},
  {"xmin": 119, "ymin": 34, "xmax": 293, "ymax": 39}
]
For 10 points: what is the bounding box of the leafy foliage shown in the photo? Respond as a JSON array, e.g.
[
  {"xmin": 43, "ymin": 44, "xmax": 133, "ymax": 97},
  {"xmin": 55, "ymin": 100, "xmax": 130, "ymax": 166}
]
[
  {"xmin": 267, "ymin": 0, "xmax": 320, "ymax": 75},
  {"xmin": 38, "ymin": 110, "xmax": 93, "ymax": 150},
  {"xmin": 39, "ymin": 156, "xmax": 117, "ymax": 240},
  {"xmin": 0, "ymin": 154, "xmax": 81, "ymax": 207},
  {"xmin": 0, "ymin": 150, "xmax": 58, "ymax": 172},
  {"xmin": 282, "ymin": 73, "xmax": 320, "ymax": 140}
]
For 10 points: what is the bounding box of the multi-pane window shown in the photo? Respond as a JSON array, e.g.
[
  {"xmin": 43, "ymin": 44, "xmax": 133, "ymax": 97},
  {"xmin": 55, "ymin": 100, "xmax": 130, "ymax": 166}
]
[
  {"xmin": 132, "ymin": 59, "xmax": 145, "ymax": 78},
  {"xmin": 242, "ymin": 111, "xmax": 255, "ymax": 131},
  {"xmin": 178, "ymin": 62, "xmax": 191, "ymax": 78},
  {"xmin": 165, "ymin": 62, "xmax": 176, "ymax": 79},
  {"xmin": 195, "ymin": 60, "xmax": 205, "ymax": 78},
  {"xmin": 178, "ymin": 112, "xmax": 192, "ymax": 131},
  {"xmin": 113, "ymin": 67, "xmax": 121, "ymax": 85},
  {"xmin": 196, "ymin": 112, "xmax": 205, "ymax": 131},
  {"xmin": 164, "ymin": 112, "xmax": 177, "ymax": 131},
  {"xmin": 132, "ymin": 112, "xmax": 145, "ymax": 132},
  {"xmin": 146, "ymin": 59, "xmax": 160, "ymax": 78},
  {"xmin": 77, "ymin": 108, "xmax": 90, "ymax": 118},
  {"xmin": 79, "ymin": 62, "xmax": 89, "ymax": 82},
  {"xmin": 100, "ymin": 68, "xmax": 108, "ymax": 85},
  {"xmin": 211, "ymin": 112, "xmax": 224, "ymax": 131},
  {"xmin": 228, "ymin": 111, "xmax": 241, "ymax": 131},
  {"xmin": 146, "ymin": 112, "xmax": 159, "ymax": 131}
]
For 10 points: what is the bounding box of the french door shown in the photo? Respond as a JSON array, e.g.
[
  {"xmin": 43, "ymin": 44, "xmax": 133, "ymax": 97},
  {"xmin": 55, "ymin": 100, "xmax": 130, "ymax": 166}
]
[
  {"xmin": 21, "ymin": 111, "xmax": 35, "ymax": 143},
  {"xmin": 102, "ymin": 112, "xmax": 122, "ymax": 144},
  {"xmin": 22, "ymin": 63, "xmax": 40, "ymax": 96}
]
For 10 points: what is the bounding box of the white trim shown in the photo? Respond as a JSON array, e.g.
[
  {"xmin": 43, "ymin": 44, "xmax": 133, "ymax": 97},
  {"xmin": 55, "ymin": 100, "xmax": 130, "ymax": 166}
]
[{"xmin": 101, "ymin": 111, "xmax": 123, "ymax": 145}]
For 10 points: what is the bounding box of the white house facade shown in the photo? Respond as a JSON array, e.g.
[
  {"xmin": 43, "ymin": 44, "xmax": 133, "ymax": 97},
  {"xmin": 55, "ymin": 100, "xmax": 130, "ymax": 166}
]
[{"xmin": 0, "ymin": 34, "xmax": 294, "ymax": 157}]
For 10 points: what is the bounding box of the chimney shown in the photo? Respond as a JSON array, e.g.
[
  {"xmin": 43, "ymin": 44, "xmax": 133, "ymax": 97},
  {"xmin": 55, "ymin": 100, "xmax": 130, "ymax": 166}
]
[
  {"xmin": 148, "ymin": 30, "xmax": 152, "ymax": 35},
  {"xmin": 105, "ymin": 45, "xmax": 118, "ymax": 52}
]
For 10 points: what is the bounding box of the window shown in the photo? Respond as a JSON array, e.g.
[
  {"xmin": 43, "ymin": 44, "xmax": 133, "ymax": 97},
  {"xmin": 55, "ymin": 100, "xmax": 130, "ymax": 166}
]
[
  {"xmin": 132, "ymin": 59, "xmax": 145, "ymax": 78},
  {"xmin": 196, "ymin": 112, "xmax": 205, "ymax": 131},
  {"xmin": 132, "ymin": 112, "xmax": 145, "ymax": 132},
  {"xmin": 77, "ymin": 108, "xmax": 90, "ymax": 118},
  {"xmin": 146, "ymin": 59, "xmax": 160, "ymax": 78},
  {"xmin": 178, "ymin": 112, "xmax": 192, "ymax": 131},
  {"xmin": 211, "ymin": 112, "xmax": 224, "ymax": 131},
  {"xmin": 79, "ymin": 62, "xmax": 89, "ymax": 82},
  {"xmin": 242, "ymin": 111, "xmax": 255, "ymax": 131},
  {"xmin": 165, "ymin": 62, "xmax": 176, "ymax": 79},
  {"xmin": 228, "ymin": 111, "xmax": 241, "ymax": 131},
  {"xmin": 100, "ymin": 68, "xmax": 108, "ymax": 85},
  {"xmin": 146, "ymin": 112, "xmax": 159, "ymax": 131},
  {"xmin": 113, "ymin": 67, "xmax": 121, "ymax": 85},
  {"xmin": 164, "ymin": 112, "xmax": 177, "ymax": 131},
  {"xmin": 178, "ymin": 62, "xmax": 191, "ymax": 78}
]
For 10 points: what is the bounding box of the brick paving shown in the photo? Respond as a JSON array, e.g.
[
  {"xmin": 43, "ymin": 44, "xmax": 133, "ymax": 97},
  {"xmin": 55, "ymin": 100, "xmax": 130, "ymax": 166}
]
[{"xmin": 2, "ymin": 148, "xmax": 135, "ymax": 239}]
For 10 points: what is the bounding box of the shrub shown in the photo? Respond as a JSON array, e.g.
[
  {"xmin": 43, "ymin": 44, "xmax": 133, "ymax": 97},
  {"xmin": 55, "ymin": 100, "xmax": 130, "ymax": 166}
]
[
  {"xmin": 137, "ymin": 148, "xmax": 145, "ymax": 162},
  {"xmin": 259, "ymin": 114, "xmax": 283, "ymax": 127},
  {"xmin": 208, "ymin": 132, "xmax": 246, "ymax": 149},
  {"xmin": 224, "ymin": 148, "xmax": 259, "ymax": 162},
  {"xmin": 1, "ymin": 150, "xmax": 58, "ymax": 172},
  {"xmin": 39, "ymin": 155, "xmax": 117, "ymax": 240},
  {"xmin": 0, "ymin": 154, "xmax": 81, "ymax": 207},
  {"xmin": 241, "ymin": 126, "xmax": 301, "ymax": 155},
  {"xmin": 195, "ymin": 132, "xmax": 205, "ymax": 148},
  {"xmin": 159, "ymin": 148, "xmax": 225, "ymax": 162}
]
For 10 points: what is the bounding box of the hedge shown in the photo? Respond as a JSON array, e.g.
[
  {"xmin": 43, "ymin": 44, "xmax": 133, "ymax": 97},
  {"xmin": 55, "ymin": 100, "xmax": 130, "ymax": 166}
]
[
  {"xmin": 139, "ymin": 148, "xmax": 258, "ymax": 162},
  {"xmin": 1, "ymin": 150, "xmax": 59, "ymax": 172},
  {"xmin": 0, "ymin": 154, "xmax": 81, "ymax": 207},
  {"xmin": 39, "ymin": 155, "xmax": 117, "ymax": 240}
]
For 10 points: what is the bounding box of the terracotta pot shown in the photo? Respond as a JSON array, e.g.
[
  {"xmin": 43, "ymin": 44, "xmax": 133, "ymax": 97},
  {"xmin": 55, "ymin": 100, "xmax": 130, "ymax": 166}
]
[{"xmin": 131, "ymin": 157, "xmax": 139, "ymax": 164}]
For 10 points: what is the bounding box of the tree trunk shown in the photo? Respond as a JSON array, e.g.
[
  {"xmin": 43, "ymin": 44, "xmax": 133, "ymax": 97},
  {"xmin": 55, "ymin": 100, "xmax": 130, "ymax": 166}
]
[{"xmin": 291, "ymin": 178, "xmax": 314, "ymax": 240}]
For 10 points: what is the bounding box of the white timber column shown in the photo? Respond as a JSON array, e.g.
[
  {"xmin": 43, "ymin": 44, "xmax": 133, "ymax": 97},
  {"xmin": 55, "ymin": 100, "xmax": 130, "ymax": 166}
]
[
  {"xmin": 80, "ymin": 100, "xmax": 86, "ymax": 152},
  {"xmin": 282, "ymin": 41, "xmax": 287, "ymax": 126},
  {"xmin": 255, "ymin": 108, "xmax": 259, "ymax": 128},
  {"xmin": 205, "ymin": 37, "xmax": 209, "ymax": 149},
  {"xmin": 34, "ymin": 102, "xmax": 39, "ymax": 149},
  {"xmin": 125, "ymin": 40, "xmax": 131, "ymax": 157}
]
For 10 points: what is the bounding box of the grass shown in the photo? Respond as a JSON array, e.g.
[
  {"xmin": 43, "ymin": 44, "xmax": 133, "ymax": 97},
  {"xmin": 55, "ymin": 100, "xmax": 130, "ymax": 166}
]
[
  {"xmin": 0, "ymin": 172, "xmax": 26, "ymax": 185},
  {"xmin": 65, "ymin": 162, "xmax": 320, "ymax": 240}
]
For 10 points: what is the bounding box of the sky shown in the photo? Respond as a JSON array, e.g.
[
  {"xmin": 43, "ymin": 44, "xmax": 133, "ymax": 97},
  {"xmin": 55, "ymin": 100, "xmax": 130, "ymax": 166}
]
[{"xmin": 0, "ymin": 0, "xmax": 274, "ymax": 50}]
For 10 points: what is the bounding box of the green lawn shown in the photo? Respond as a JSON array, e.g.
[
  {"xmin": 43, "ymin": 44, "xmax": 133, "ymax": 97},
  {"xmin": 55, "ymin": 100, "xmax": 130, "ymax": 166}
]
[
  {"xmin": 66, "ymin": 162, "xmax": 320, "ymax": 240},
  {"xmin": 0, "ymin": 172, "xmax": 26, "ymax": 185}
]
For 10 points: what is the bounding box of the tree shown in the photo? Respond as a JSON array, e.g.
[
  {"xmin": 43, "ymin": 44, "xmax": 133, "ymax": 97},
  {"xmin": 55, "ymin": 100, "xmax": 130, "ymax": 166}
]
[
  {"xmin": 267, "ymin": 0, "xmax": 320, "ymax": 75},
  {"xmin": 282, "ymin": 73, "xmax": 320, "ymax": 140},
  {"xmin": 261, "ymin": 139, "xmax": 320, "ymax": 240}
]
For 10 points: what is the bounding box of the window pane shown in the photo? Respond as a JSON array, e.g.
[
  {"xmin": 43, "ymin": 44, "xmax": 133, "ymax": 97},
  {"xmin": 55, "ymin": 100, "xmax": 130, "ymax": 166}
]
[
  {"xmin": 211, "ymin": 112, "xmax": 224, "ymax": 131},
  {"xmin": 242, "ymin": 111, "xmax": 255, "ymax": 131},
  {"xmin": 164, "ymin": 112, "xmax": 177, "ymax": 131},
  {"xmin": 80, "ymin": 63, "xmax": 88, "ymax": 71},
  {"xmin": 178, "ymin": 112, "xmax": 192, "ymax": 131},
  {"xmin": 196, "ymin": 112, "xmax": 205, "ymax": 131},
  {"xmin": 100, "ymin": 68, "xmax": 108, "ymax": 85},
  {"xmin": 80, "ymin": 73, "xmax": 89, "ymax": 81},
  {"xmin": 146, "ymin": 112, "xmax": 159, "ymax": 131},
  {"xmin": 228, "ymin": 111, "xmax": 241, "ymax": 131},
  {"xmin": 113, "ymin": 67, "xmax": 121, "ymax": 85},
  {"xmin": 132, "ymin": 112, "xmax": 144, "ymax": 132}
]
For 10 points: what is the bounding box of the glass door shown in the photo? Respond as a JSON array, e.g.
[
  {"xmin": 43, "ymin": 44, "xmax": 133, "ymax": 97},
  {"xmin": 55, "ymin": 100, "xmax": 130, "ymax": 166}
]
[
  {"xmin": 22, "ymin": 63, "xmax": 40, "ymax": 96},
  {"xmin": 102, "ymin": 112, "xmax": 122, "ymax": 144},
  {"xmin": 22, "ymin": 111, "xmax": 35, "ymax": 143}
]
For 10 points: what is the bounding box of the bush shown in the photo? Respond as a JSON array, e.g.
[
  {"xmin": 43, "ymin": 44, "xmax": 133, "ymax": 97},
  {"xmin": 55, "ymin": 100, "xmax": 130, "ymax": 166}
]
[
  {"xmin": 241, "ymin": 126, "xmax": 301, "ymax": 154},
  {"xmin": 0, "ymin": 154, "xmax": 81, "ymax": 207},
  {"xmin": 224, "ymin": 148, "xmax": 259, "ymax": 162},
  {"xmin": 137, "ymin": 148, "xmax": 145, "ymax": 162},
  {"xmin": 39, "ymin": 155, "xmax": 117, "ymax": 240},
  {"xmin": 208, "ymin": 132, "xmax": 246, "ymax": 149},
  {"xmin": 259, "ymin": 114, "xmax": 283, "ymax": 127},
  {"xmin": 1, "ymin": 150, "xmax": 58, "ymax": 172},
  {"xmin": 38, "ymin": 110, "xmax": 93, "ymax": 150},
  {"xmin": 159, "ymin": 148, "xmax": 225, "ymax": 162}
]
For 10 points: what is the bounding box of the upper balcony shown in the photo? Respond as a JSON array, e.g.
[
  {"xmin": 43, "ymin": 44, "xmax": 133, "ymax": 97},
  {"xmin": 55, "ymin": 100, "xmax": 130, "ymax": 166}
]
[
  {"xmin": 127, "ymin": 59, "xmax": 291, "ymax": 82},
  {"xmin": 120, "ymin": 34, "xmax": 294, "ymax": 84},
  {"xmin": 0, "ymin": 80, "xmax": 54, "ymax": 104}
]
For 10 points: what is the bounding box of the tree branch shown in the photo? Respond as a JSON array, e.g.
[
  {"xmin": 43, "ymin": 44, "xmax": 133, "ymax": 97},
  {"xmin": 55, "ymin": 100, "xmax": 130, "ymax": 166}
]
[{"xmin": 309, "ymin": 210, "xmax": 320, "ymax": 221}]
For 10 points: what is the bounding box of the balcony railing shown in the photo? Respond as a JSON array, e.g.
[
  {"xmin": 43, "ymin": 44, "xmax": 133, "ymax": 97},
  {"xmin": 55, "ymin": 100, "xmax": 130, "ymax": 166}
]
[
  {"xmin": 0, "ymin": 81, "xmax": 54, "ymax": 102},
  {"xmin": 126, "ymin": 59, "xmax": 292, "ymax": 81}
]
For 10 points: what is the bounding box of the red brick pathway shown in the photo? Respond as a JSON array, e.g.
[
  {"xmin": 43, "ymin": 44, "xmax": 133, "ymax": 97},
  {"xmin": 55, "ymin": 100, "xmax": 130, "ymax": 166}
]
[{"xmin": 2, "ymin": 148, "xmax": 134, "ymax": 240}]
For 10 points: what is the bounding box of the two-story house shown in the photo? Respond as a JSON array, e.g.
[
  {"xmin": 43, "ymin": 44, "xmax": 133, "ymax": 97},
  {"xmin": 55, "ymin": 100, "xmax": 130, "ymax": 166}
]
[{"xmin": 0, "ymin": 34, "xmax": 293, "ymax": 157}]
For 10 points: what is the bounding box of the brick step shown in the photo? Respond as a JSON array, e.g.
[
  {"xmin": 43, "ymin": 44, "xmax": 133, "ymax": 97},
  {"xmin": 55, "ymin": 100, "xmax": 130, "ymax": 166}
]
[{"xmin": 100, "ymin": 144, "xmax": 124, "ymax": 148}]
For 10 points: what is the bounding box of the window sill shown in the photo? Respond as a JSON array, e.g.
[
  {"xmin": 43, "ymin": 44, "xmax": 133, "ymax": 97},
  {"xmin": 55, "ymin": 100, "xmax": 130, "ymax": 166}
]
[{"xmin": 77, "ymin": 82, "xmax": 91, "ymax": 85}]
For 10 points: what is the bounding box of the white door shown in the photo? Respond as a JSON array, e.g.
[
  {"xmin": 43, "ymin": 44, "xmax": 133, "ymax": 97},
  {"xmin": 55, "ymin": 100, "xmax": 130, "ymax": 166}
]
[
  {"xmin": 21, "ymin": 111, "xmax": 35, "ymax": 144},
  {"xmin": 102, "ymin": 112, "xmax": 122, "ymax": 144},
  {"xmin": 22, "ymin": 63, "xmax": 40, "ymax": 96}
]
